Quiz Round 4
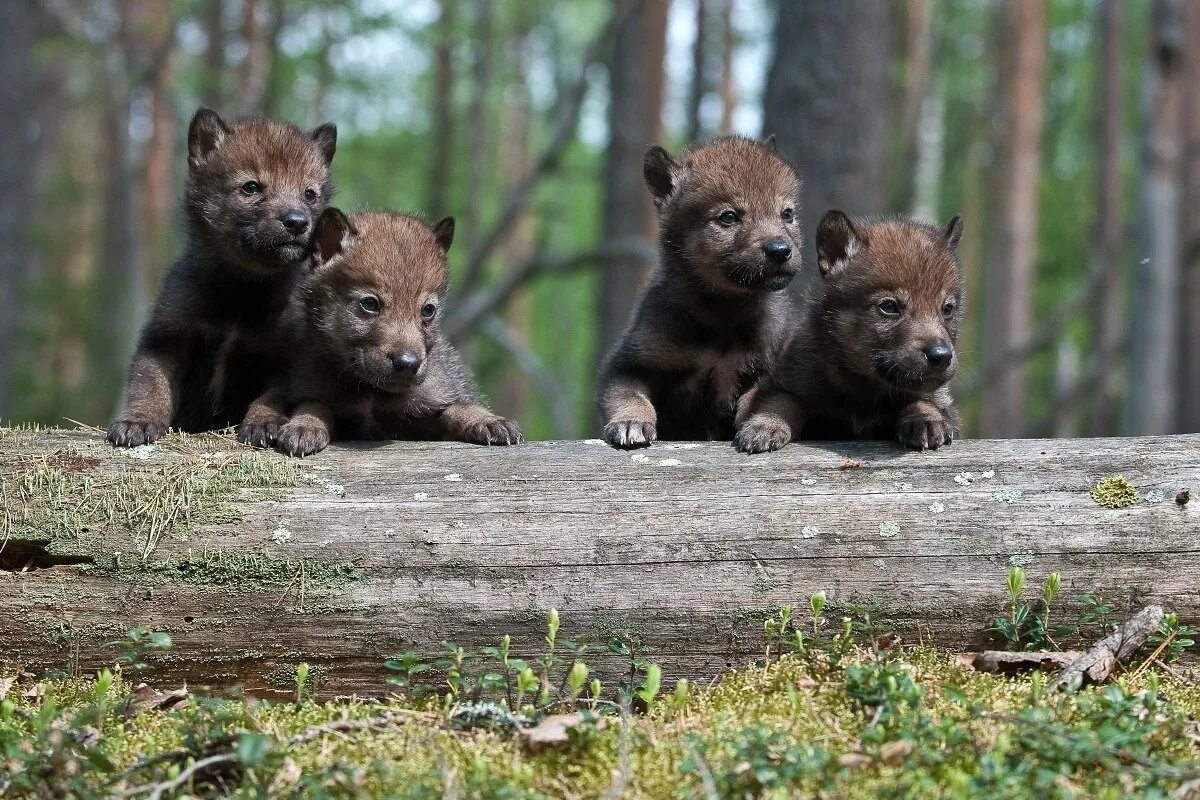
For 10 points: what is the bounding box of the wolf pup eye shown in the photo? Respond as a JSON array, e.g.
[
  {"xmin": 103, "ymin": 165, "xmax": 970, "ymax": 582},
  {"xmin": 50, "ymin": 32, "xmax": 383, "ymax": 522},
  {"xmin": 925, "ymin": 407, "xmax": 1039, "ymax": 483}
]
[
  {"xmin": 877, "ymin": 299, "xmax": 901, "ymax": 317},
  {"xmin": 717, "ymin": 210, "xmax": 739, "ymax": 226},
  {"xmin": 241, "ymin": 181, "xmax": 262, "ymax": 195},
  {"xmin": 421, "ymin": 302, "xmax": 438, "ymax": 320},
  {"xmin": 942, "ymin": 301, "xmax": 957, "ymax": 318},
  {"xmin": 781, "ymin": 208, "xmax": 794, "ymax": 223},
  {"xmin": 359, "ymin": 296, "xmax": 381, "ymax": 314},
  {"xmin": 304, "ymin": 188, "xmax": 318, "ymax": 203}
]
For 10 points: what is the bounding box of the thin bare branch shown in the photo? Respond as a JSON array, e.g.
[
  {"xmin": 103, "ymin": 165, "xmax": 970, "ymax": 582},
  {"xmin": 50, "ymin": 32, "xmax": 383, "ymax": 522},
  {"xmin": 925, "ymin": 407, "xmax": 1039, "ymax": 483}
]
[
  {"xmin": 454, "ymin": 0, "xmax": 639, "ymax": 295},
  {"xmin": 446, "ymin": 237, "xmax": 655, "ymax": 340}
]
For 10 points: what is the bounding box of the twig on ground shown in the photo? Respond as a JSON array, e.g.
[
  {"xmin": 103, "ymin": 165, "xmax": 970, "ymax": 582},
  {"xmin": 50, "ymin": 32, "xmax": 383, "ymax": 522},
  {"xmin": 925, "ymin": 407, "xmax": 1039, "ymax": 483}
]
[{"xmin": 1052, "ymin": 605, "xmax": 1164, "ymax": 690}]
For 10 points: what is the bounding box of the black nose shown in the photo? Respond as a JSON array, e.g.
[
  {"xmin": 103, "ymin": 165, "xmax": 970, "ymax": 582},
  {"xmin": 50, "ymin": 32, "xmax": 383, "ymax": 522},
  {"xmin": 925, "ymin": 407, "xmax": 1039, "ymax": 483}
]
[
  {"xmin": 280, "ymin": 210, "xmax": 309, "ymax": 234},
  {"xmin": 390, "ymin": 350, "xmax": 422, "ymax": 374},
  {"xmin": 924, "ymin": 342, "xmax": 953, "ymax": 370},
  {"xmin": 762, "ymin": 238, "xmax": 792, "ymax": 264}
]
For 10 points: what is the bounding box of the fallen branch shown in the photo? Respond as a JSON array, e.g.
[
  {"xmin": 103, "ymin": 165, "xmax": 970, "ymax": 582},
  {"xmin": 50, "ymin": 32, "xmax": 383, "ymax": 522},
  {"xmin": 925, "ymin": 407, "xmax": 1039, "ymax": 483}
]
[
  {"xmin": 957, "ymin": 650, "xmax": 1082, "ymax": 675},
  {"xmin": 1052, "ymin": 605, "xmax": 1164, "ymax": 691}
]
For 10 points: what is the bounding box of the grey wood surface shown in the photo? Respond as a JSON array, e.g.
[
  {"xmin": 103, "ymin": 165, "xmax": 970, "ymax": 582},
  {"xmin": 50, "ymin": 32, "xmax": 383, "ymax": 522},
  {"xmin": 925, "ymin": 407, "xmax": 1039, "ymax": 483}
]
[{"xmin": 2, "ymin": 429, "xmax": 1196, "ymax": 697}]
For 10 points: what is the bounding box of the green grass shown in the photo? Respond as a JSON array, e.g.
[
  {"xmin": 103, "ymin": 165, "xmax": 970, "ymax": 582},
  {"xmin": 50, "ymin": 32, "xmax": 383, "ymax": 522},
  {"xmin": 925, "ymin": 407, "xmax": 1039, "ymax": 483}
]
[{"xmin": 3, "ymin": 644, "xmax": 1198, "ymax": 799}]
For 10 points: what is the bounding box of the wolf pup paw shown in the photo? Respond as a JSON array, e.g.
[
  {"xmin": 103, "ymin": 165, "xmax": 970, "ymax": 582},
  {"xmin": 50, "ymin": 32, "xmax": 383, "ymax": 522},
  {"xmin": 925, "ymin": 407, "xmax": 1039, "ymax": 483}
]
[
  {"xmin": 237, "ymin": 421, "xmax": 282, "ymax": 448},
  {"xmin": 276, "ymin": 420, "xmax": 330, "ymax": 457},
  {"xmin": 897, "ymin": 408, "xmax": 953, "ymax": 451},
  {"xmin": 735, "ymin": 418, "xmax": 792, "ymax": 454},
  {"xmin": 107, "ymin": 419, "xmax": 168, "ymax": 448},
  {"xmin": 603, "ymin": 420, "xmax": 656, "ymax": 449},
  {"xmin": 462, "ymin": 416, "xmax": 523, "ymax": 446}
]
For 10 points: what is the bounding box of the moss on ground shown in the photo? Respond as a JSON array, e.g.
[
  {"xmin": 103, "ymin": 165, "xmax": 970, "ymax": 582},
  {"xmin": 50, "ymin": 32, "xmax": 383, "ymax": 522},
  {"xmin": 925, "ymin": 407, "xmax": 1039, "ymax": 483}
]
[
  {"xmin": 2, "ymin": 647, "xmax": 1199, "ymax": 799},
  {"xmin": 1, "ymin": 428, "xmax": 302, "ymax": 566}
]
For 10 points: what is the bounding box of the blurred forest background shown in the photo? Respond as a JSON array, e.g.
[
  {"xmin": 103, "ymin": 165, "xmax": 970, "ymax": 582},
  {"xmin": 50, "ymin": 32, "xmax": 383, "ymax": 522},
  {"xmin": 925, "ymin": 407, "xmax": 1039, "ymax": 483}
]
[{"xmin": 1, "ymin": 0, "xmax": 1199, "ymax": 440}]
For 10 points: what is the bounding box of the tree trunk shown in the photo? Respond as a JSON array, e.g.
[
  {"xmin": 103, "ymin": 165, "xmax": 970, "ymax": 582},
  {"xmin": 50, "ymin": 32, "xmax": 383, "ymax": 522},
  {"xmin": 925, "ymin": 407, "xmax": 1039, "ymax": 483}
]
[
  {"xmin": 716, "ymin": 0, "xmax": 735, "ymax": 135},
  {"xmin": 201, "ymin": 0, "xmax": 226, "ymax": 109},
  {"xmin": 685, "ymin": 0, "xmax": 707, "ymax": 143},
  {"xmin": 0, "ymin": 3, "xmax": 44, "ymax": 419},
  {"xmin": 498, "ymin": 5, "xmax": 535, "ymax": 424},
  {"xmin": 2, "ymin": 429, "xmax": 1197, "ymax": 696},
  {"xmin": 427, "ymin": 0, "xmax": 457, "ymax": 219},
  {"xmin": 897, "ymin": 0, "xmax": 934, "ymax": 211},
  {"xmin": 1090, "ymin": 0, "xmax": 1127, "ymax": 436},
  {"xmin": 1178, "ymin": 1, "xmax": 1200, "ymax": 433},
  {"xmin": 761, "ymin": 1, "xmax": 895, "ymax": 270},
  {"xmin": 234, "ymin": 0, "xmax": 273, "ymax": 114},
  {"xmin": 1128, "ymin": 0, "xmax": 1184, "ymax": 435},
  {"xmin": 138, "ymin": 0, "xmax": 177, "ymax": 292},
  {"xmin": 979, "ymin": 0, "xmax": 1047, "ymax": 438},
  {"xmin": 464, "ymin": 0, "xmax": 494, "ymax": 255},
  {"xmin": 596, "ymin": 0, "xmax": 669, "ymax": 358}
]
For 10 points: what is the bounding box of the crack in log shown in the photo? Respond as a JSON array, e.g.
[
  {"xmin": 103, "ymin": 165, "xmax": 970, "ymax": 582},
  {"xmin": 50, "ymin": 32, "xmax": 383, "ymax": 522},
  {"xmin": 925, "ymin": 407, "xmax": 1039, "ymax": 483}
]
[{"xmin": 0, "ymin": 540, "xmax": 94, "ymax": 572}]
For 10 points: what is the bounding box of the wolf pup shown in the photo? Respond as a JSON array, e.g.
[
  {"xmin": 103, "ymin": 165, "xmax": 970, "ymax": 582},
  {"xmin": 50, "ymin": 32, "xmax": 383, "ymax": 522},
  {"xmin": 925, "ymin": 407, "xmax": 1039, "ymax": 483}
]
[
  {"xmin": 735, "ymin": 210, "xmax": 965, "ymax": 453},
  {"xmin": 107, "ymin": 107, "xmax": 336, "ymax": 447},
  {"xmin": 243, "ymin": 209, "xmax": 522, "ymax": 457},
  {"xmin": 597, "ymin": 136, "xmax": 801, "ymax": 448}
]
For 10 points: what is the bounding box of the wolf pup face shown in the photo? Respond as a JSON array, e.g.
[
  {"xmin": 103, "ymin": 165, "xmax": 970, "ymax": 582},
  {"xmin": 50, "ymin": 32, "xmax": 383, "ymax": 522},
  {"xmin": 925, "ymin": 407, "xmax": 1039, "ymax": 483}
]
[
  {"xmin": 184, "ymin": 107, "xmax": 336, "ymax": 272},
  {"xmin": 305, "ymin": 209, "xmax": 456, "ymax": 393},
  {"xmin": 644, "ymin": 136, "xmax": 801, "ymax": 293},
  {"xmin": 815, "ymin": 210, "xmax": 964, "ymax": 394}
]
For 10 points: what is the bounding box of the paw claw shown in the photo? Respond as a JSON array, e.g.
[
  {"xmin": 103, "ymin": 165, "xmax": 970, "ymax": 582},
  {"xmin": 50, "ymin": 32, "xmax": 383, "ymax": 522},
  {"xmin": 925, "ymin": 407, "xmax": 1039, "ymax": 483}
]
[
  {"xmin": 735, "ymin": 420, "xmax": 791, "ymax": 454},
  {"xmin": 898, "ymin": 410, "xmax": 953, "ymax": 451},
  {"xmin": 602, "ymin": 420, "xmax": 656, "ymax": 449},
  {"xmin": 107, "ymin": 419, "xmax": 167, "ymax": 448},
  {"xmin": 237, "ymin": 422, "xmax": 281, "ymax": 449},
  {"xmin": 463, "ymin": 417, "xmax": 523, "ymax": 446},
  {"xmin": 276, "ymin": 422, "xmax": 329, "ymax": 457}
]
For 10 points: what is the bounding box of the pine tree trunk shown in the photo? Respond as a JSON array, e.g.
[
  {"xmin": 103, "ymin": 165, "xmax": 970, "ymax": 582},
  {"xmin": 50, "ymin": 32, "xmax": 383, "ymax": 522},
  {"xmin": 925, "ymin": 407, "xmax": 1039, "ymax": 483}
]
[
  {"xmin": 427, "ymin": 0, "xmax": 457, "ymax": 219},
  {"xmin": 685, "ymin": 0, "xmax": 707, "ymax": 143},
  {"xmin": 1128, "ymin": 0, "xmax": 1184, "ymax": 435},
  {"xmin": 1090, "ymin": 0, "xmax": 1127, "ymax": 436},
  {"xmin": 596, "ymin": 0, "xmax": 669, "ymax": 358},
  {"xmin": 979, "ymin": 0, "xmax": 1047, "ymax": 438},
  {"xmin": 761, "ymin": 1, "xmax": 895, "ymax": 270},
  {"xmin": 1178, "ymin": 1, "xmax": 1200, "ymax": 432}
]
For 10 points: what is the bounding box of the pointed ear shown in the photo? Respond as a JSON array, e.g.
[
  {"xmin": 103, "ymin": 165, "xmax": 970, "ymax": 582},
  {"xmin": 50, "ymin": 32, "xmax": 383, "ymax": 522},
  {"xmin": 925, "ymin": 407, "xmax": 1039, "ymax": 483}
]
[
  {"xmin": 310, "ymin": 122, "xmax": 337, "ymax": 166},
  {"xmin": 815, "ymin": 210, "xmax": 865, "ymax": 278},
  {"xmin": 643, "ymin": 145, "xmax": 680, "ymax": 204},
  {"xmin": 188, "ymin": 107, "xmax": 230, "ymax": 169},
  {"xmin": 944, "ymin": 215, "xmax": 964, "ymax": 251},
  {"xmin": 763, "ymin": 133, "xmax": 778, "ymax": 151},
  {"xmin": 431, "ymin": 216, "xmax": 455, "ymax": 254},
  {"xmin": 312, "ymin": 208, "xmax": 354, "ymax": 265}
]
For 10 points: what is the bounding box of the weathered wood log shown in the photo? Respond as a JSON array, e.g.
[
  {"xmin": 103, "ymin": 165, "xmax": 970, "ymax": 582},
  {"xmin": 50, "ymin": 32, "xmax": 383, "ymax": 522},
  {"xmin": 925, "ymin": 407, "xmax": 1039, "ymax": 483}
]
[{"xmin": 1, "ymin": 428, "xmax": 1196, "ymax": 697}]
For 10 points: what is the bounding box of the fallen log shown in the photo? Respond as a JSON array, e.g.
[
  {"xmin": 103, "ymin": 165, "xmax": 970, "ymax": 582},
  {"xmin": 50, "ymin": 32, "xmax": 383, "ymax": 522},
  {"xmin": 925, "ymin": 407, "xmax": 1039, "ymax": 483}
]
[{"xmin": 1, "ymin": 428, "xmax": 1196, "ymax": 697}]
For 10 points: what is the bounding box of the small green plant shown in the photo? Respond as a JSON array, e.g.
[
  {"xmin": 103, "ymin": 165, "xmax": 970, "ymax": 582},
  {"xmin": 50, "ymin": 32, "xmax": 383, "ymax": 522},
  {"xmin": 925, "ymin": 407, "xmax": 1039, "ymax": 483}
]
[
  {"xmin": 1151, "ymin": 612, "xmax": 1197, "ymax": 663},
  {"xmin": 763, "ymin": 605, "xmax": 793, "ymax": 665},
  {"xmin": 294, "ymin": 662, "xmax": 310, "ymax": 703},
  {"xmin": 989, "ymin": 569, "xmax": 1065, "ymax": 650},
  {"xmin": 809, "ymin": 590, "xmax": 827, "ymax": 635},
  {"xmin": 636, "ymin": 663, "xmax": 662, "ymax": 712},
  {"xmin": 107, "ymin": 627, "xmax": 172, "ymax": 674},
  {"xmin": 383, "ymin": 650, "xmax": 430, "ymax": 695}
]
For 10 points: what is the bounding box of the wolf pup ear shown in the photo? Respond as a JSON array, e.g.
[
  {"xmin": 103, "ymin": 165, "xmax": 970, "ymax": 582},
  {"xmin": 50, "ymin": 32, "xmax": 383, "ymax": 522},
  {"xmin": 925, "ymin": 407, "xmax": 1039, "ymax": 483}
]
[
  {"xmin": 310, "ymin": 123, "xmax": 337, "ymax": 166},
  {"xmin": 944, "ymin": 215, "xmax": 964, "ymax": 251},
  {"xmin": 313, "ymin": 208, "xmax": 354, "ymax": 265},
  {"xmin": 763, "ymin": 133, "xmax": 778, "ymax": 151},
  {"xmin": 188, "ymin": 107, "xmax": 231, "ymax": 169},
  {"xmin": 431, "ymin": 216, "xmax": 455, "ymax": 254},
  {"xmin": 815, "ymin": 210, "xmax": 864, "ymax": 278},
  {"xmin": 643, "ymin": 145, "xmax": 681, "ymax": 205}
]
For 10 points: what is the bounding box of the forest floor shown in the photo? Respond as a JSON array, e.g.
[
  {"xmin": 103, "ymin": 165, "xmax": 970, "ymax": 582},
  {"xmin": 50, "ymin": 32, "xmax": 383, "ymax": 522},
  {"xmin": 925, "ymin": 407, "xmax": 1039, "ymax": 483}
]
[{"xmin": 3, "ymin": 641, "xmax": 1200, "ymax": 799}]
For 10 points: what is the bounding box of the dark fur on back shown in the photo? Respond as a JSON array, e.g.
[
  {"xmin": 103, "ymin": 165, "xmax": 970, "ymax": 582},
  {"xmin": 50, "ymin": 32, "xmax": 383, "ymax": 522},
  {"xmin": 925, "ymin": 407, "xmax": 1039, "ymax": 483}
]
[
  {"xmin": 241, "ymin": 209, "xmax": 521, "ymax": 456},
  {"xmin": 736, "ymin": 211, "xmax": 965, "ymax": 453},
  {"xmin": 597, "ymin": 136, "xmax": 802, "ymax": 447},
  {"xmin": 108, "ymin": 108, "xmax": 336, "ymax": 446}
]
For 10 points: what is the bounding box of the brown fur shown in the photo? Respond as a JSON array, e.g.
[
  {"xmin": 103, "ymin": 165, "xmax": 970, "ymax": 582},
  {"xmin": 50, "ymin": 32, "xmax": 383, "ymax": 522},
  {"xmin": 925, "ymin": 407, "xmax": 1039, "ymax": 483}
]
[
  {"xmin": 597, "ymin": 136, "xmax": 801, "ymax": 447},
  {"xmin": 736, "ymin": 211, "xmax": 965, "ymax": 453},
  {"xmin": 245, "ymin": 209, "xmax": 521, "ymax": 457},
  {"xmin": 108, "ymin": 107, "xmax": 336, "ymax": 447}
]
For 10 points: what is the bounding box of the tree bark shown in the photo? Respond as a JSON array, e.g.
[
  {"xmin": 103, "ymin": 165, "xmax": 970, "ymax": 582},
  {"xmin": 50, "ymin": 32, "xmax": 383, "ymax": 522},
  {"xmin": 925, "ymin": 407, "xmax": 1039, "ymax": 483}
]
[
  {"xmin": 979, "ymin": 0, "xmax": 1047, "ymax": 438},
  {"xmin": 1090, "ymin": 0, "xmax": 1127, "ymax": 436},
  {"xmin": 234, "ymin": 0, "xmax": 273, "ymax": 114},
  {"xmin": 464, "ymin": 0, "xmax": 495, "ymax": 255},
  {"xmin": 201, "ymin": 0, "xmax": 226, "ymax": 108},
  {"xmin": 427, "ymin": 0, "xmax": 457, "ymax": 219},
  {"xmin": 685, "ymin": 0, "xmax": 707, "ymax": 143},
  {"xmin": 2, "ymin": 429, "xmax": 1197, "ymax": 696},
  {"xmin": 1179, "ymin": 1, "xmax": 1200, "ymax": 433},
  {"xmin": 596, "ymin": 0, "xmax": 669, "ymax": 358},
  {"xmin": 0, "ymin": 3, "xmax": 45, "ymax": 419},
  {"xmin": 1128, "ymin": 0, "xmax": 1184, "ymax": 435},
  {"xmin": 761, "ymin": 1, "xmax": 895, "ymax": 270},
  {"xmin": 716, "ymin": 0, "xmax": 735, "ymax": 135}
]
